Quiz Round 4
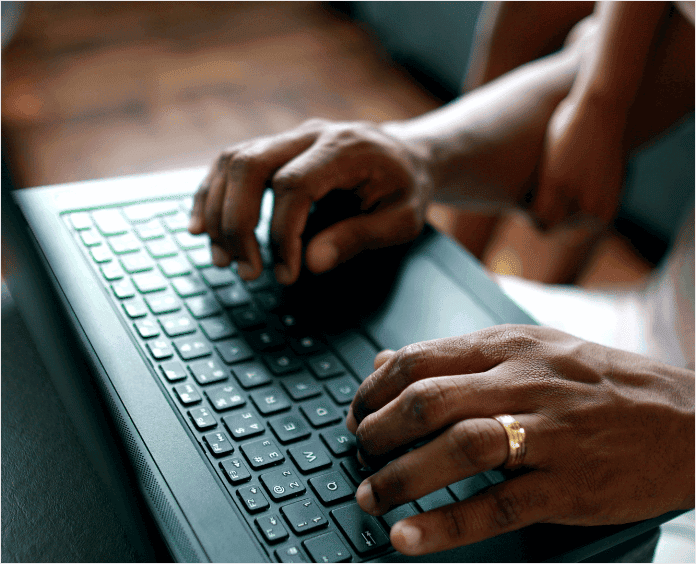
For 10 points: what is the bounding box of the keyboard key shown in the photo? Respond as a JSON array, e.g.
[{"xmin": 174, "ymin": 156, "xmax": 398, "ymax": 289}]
[
  {"xmin": 223, "ymin": 410, "xmax": 265, "ymax": 439},
  {"xmin": 220, "ymin": 457, "xmax": 251, "ymax": 484},
  {"xmin": 414, "ymin": 488, "xmax": 455, "ymax": 512},
  {"xmin": 446, "ymin": 474, "xmax": 492, "ymax": 501},
  {"xmin": 188, "ymin": 358, "xmax": 228, "ymax": 385},
  {"xmin": 330, "ymin": 503, "xmax": 390, "ymax": 555},
  {"xmin": 302, "ymin": 532, "xmax": 351, "ymax": 563},
  {"xmin": 275, "ymin": 545, "xmax": 306, "ymax": 563},
  {"xmin": 146, "ymin": 238, "xmax": 179, "ymax": 258},
  {"xmin": 281, "ymin": 498, "xmax": 328, "ymax": 535},
  {"xmin": 189, "ymin": 406, "xmax": 217, "ymax": 430},
  {"xmin": 163, "ymin": 212, "xmax": 190, "ymax": 232},
  {"xmin": 217, "ymin": 340, "xmax": 255, "ymax": 366},
  {"xmin": 320, "ymin": 428, "xmax": 356, "ymax": 457},
  {"xmin": 330, "ymin": 332, "xmax": 379, "ymax": 382},
  {"xmin": 300, "ymin": 398, "xmax": 342, "ymax": 428},
  {"xmin": 108, "ymin": 232, "xmax": 141, "ymax": 254},
  {"xmin": 380, "ymin": 503, "xmax": 418, "ymax": 530},
  {"xmin": 134, "ymin": 219, "xmax": 166, "ymax": 240},
  {"xmin": 308, "ymin": 353, "xmax": 347, "ymax": 380},
  {"xmin": 174, "ymin": 383, "xmax": 201, "ymax": 405},
  {"xmin": 92, "ymin": 209, "xmax": 129, "ymax": 236},
  {"xmin": 146, "ymin": 339, "xmax": 174, "ymax": 360},
  {"xmin": 325, "ymin": 375, "xmax": 360, "ymax": 405},
  {"xmin": 340, "ymin": 458, "xmax": 373, "ymax": 486},
  {"xmin": 134, "ymin": 318, "xmax": 160, "ymax": 339},
  {"xmin": 247, "ymin": 329, "xmax": 285, "ymax": 351},
  {"xmin": 216, "ymin": 285, "xmax": 252, "ymax": 308},
  {"xmin": 112, "ymin": 279, "xmax": 136, "ymax": 299},
  {"xmin": 159, "ymin": 311, "xmax": 196, "ymax": 336},
  {"xmin": 245, "ymin": 270, "xmax": 275, "ymax": 292},
  {"xmin": 256, "ymin": 514, "xmax": 289, "ymax": 544},
  {"xmin": 160, "ymin": 360, "xmax": 187, "ymax": 382},
  {"xmin": 288, "ymin": 441, "xmax": 332, "ymax": 474},
  {"xmin": 237, "ymin": 484, "xmax": 269, "ymax": 513},
  {"xmin": 100, "ymin": 261, "xmax": 124, "ymax": 281},
  {"xmin": 289, "ymin": 336, "xmax": 323, "ymax": 356},
  {"xmin": 188, "ymin": 247, "xmax": 213, "ymax": 268},
  {"xmin": 172, "ymin": 275, "xmax": 207, "ymax": 297},
  {"xmin": 250, "ymin": 387, "xmax": 292, "ymax": 415},
  {"xmin": 241, "ymin": 438, "xmax": 285, "ymax": 470},
  {"xmin": 200, "ymin": 266, "xmax": 238, "ymax": 288},
  {"xmin": 205, "ymin": 383, "xmax": 245, "ymax": 411},
  {"xmin": 159, "ymin": 256, "xmax": 192, "ymax": 277},
  {"xmin": 145, "ymin": 291, "xmax": 182, "ymax": 315},
  {"xmin": 174, "ymin": 231, "xmax": 207, "ymax": 250},
  {"xmin": 120, "ymin": 251, "xmax": 155, "ymax": 273},
  {"xmin": 260, "ymin": 467, "xmax": 306, "ymax": 501},
  {"xmin": 90, "ymin": 246, "xmax": 113, "ymax": 264},
  {"xmin": 199, "ymin": 315, "xmax": 237, "ymax": 341},
  {"xmin": 123, "ymin": 201, "xmax": 178, "ymax": 222},
  {"xmin": 80, "ymin": 229, "xmax": 102, "ymax": 247},
  {"xmin": 254, "ymin": 290, "xmax": 281, "ymax": 311},
  {"xmin": 122, "ymin": 298, "xmax": 148, "ymax": 319},
  {"xmin": 269, "ymin": 413, "xmax": 312, "ymax": 444},
  {"xmin": 309, "ymin": 471, "xmax": 355, "ymax": 505},
  {"xmin": 282, "ymin": 372, "xmax": 322, "ymax": 401},
  {"xmin": 231, "ymin": 307, "xmax": 266, "ymax": 329},
  {"xmin": 203, "ymin": 431, "xmax": 234, "ymax": 457},
  {"xmin": 232, "ymin": 361, "xmax": 272, "ymax": 388},
  {"xmin": 186, "ymin": 294, "xmax": 222, "ymax": 318},
  {"xmin": 173, "ymin": 335, "xmax": 212, "ymax": 360},
  {"xmin": 132, "ymin": 271, "xmax": 168, "ymax": 293},
  {"xmin": 70, "ymin": 211, "xmax": 92, "ymax": 230},
  {"xmin": 265, "ymin": 350, "xmax": 303, "ymax": 375}
]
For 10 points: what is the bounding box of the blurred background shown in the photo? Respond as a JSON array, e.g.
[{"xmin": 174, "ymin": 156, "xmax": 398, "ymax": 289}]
[{"xmin": 1, "ymin": 2, "xmax": 693, "ymax": 562}]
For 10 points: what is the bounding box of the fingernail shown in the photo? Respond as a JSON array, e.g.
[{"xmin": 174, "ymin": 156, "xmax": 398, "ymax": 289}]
[
  {"xmin": 236, "ymin": 261, "xmax": 255, "ymax": 280},
  {"xmin": 346, "ymin": 406, "xmax": 357, "ymax": 434},
  {"xmin": 274, "ymin": 264, "xmax": 293, "ymax": 285},
  {"xmin": 356, "ymin": 480, "xmax": 378, "ymax": 514},
  {"xmin": 211, "ymin": 245, "xmax": 231, "ymax": 266},
  {"xmin": 310, "ymin": 242, "xmax": 338, "ymax": 273},
  {"xmin": 392, "ymin": 522, "xmax": 422, "ymax": 555}
]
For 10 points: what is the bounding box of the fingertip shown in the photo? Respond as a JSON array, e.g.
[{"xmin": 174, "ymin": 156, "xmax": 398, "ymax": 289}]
[
  {"xmin": 236, "ymin": 261, "xmax": 258, "ymax": 281},
  {"xmin": 374, "ymin": 349, "xmax": 395, "ymax": 370},
  {"xmin": 391, "ymin": 521, "xmax": 423, "ymax": 555},
  {"xmin": 274, "ymin": 264, "xmax": 295, "ymax": 285},
  {"xmin": 188, "ymin": 215, "xmax": 204, "ymax": 234},
  {"xmin": 306, "ymin": 240, "xmax": 339, "ymax": 274},
  {"xmin": 356, "ymin": 480, "xmax": 378, "ymax": 515}
]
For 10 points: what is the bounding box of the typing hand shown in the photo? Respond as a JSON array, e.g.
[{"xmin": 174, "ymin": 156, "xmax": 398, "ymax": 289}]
[
  {"xmin": 346, "ymin": 325, "xmax": 694, "ymax": 555},
  {"xmin": 188, "ymin": 119, "xmax": 433, "ymax": 285}
]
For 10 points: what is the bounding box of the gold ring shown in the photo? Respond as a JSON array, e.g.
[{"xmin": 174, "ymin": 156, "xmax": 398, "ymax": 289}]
[{"xmin": 494, "ymin": 415, "xmax": 526, "ymax": 470}]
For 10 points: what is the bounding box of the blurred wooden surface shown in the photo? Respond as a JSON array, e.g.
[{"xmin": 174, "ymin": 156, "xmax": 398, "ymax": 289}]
[{"xmin": 1, "ymin": 1, "xmax": 651, "ymax": 286}]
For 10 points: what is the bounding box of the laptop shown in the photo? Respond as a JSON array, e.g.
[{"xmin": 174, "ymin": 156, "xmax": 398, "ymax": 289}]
[{"xmin": 4, "ymin": 163, "xmax": 680, "ymax": 562}]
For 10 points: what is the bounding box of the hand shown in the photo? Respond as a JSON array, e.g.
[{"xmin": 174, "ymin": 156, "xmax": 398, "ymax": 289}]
[
  {"xmin": 188, "ymin": 119, "xmax": 433, "ymax": 284},
  {"xmin": 346, "ymin": 325, "xmax": 694, "ymax": 555}
]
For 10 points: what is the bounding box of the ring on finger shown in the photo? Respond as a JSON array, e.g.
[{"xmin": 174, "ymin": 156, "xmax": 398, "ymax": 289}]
[{"xmin": 494, "ymin": 415, "xmax": 527, "ymax": 470}]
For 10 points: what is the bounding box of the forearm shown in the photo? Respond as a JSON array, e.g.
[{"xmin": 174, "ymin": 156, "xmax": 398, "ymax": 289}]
[{"xmin": 382, "ymin": 33, "xmax": 587, "ymax": 211}]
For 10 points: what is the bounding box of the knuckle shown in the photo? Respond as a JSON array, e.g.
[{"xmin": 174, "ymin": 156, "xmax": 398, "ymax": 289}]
[
  {"xmin": 399, "ymin": 379, "xmax": 447, "ymax": 429},
  {"xmin": 228, "ymin": 150, "xmax": 263, "ymax": 179},
  {"xmin": 441, "ymin": 503, "xmax": 469, "ymax": 544},
  {"xmin": 355, "ymin": 413, "xmax": 379, "ymax": 454},
  {"xmin": 489, "ymin": 489, "xmax": 524, "ymax": 529},
  {"xmin": 448, "ymin": 420, "xmax": 500, "ymax": 470},
  {"xmin": 301, "ymin": 117, "xmax": 329, "ymax": 131},
  {"xmin": 391, "ymin": 342, "xmax": 431, "ymax": 386},
  {"xmin": 272, "ymin": 168, "xmax": 306, "ymax": 195},
  {"xmin": 370, "ymin": 461, "xmax": 407, "ymax": 504}
]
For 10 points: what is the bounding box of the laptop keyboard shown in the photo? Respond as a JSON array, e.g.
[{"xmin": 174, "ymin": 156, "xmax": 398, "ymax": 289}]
[{"xmin": 65, "ymin": 196, "xmax": 499, "ymax": 562}]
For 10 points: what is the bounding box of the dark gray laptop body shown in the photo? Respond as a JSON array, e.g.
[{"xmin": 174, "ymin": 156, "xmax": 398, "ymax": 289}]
[{"xmin": 6, "ymin": 167, "xmax": 679, "ymax": 562}]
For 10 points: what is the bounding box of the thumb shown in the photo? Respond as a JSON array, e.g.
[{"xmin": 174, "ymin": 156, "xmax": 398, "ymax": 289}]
[{"xmin": 304, "ymin": 203, "xmax": 422, "ymax": 274}]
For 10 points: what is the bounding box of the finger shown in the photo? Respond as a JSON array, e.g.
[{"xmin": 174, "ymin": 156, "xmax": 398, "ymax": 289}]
[
  {"xmin": 189, "ymin": 178, "xmax": 211, "ymax": 234},
  {"xmin": 213, "ymin": 132, "xmax": 319, "ymax": 275},
  {"xmin": 355, "ymin": 371, "xmax": 529, "ymax": 464},
  {"xmin": 305, "ymin": 199, "xmax": 422, "ymax": 274},
  {"xmin": 350, "ymin": 326, "xmax": 525, "ymax": 428},
  {"xmin": 357, "ymin": 414, "xmax": 544, "ymax": 515},
  {"xmin": 374, "ymin": 349, "xmax": 395, "ymax": 370},
  {"xmin": 268, "ymin": 140, "xmax": 383, "ymax": 283},
  {"xmin": 390, "ymin": 472, "xmax": 554, "ymax": 555}
]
